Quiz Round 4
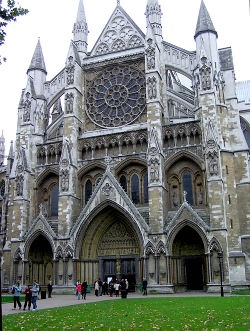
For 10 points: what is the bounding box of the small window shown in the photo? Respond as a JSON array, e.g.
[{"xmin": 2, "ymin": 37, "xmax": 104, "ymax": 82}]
[
  {"xmin": 182, "ymin": 171, "xmax": 193, "ymax": 205},
  {"xmin": 85, "ymin": 180, "xmax": 92, "ymax": 204},
  {"xmin": 131, "ymin": 174, "xmax": 140, "ymax": 204},
  {"xmin": 143, "ymin": 173, "xmax": 148, "ymax": 203},
  {"xmin": 51, "ymin": 185, "xmax": 59, "ymax": 217}
]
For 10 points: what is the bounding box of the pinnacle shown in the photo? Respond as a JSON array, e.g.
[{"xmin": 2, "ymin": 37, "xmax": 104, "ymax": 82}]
[
  {"xmin": 76, "ymin": 0, "xmax": 86, "ymax": 23},
  {"xmin": 27, "ymin": 39, "xmax": 47, "ymax": 74},
  {"xmin": 195, "ymin": 0, "xmax": 217, "ymax": 39}
]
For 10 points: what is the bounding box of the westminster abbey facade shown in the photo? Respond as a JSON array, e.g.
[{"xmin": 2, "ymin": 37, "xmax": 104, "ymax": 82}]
[{"xmin": 0, "ymin": 0, "xmax": 250, "ymax": 293}]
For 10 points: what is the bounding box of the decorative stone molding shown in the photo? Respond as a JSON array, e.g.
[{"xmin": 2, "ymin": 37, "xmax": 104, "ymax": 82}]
[
  {"xmin": 147, "ymin": 76, "xmax": 157, "ymax": 99},
  {"xmin": 146, "ymin": 39, "xmax": 155, "ymax": 70},
  {"xmin": 101, "ymin": 183, "xmax": 113, "ymax": 196}
]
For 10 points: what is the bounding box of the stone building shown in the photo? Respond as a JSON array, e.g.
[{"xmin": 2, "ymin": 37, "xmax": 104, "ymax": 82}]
[{"xmin": 0, "ymin": 0, "xmax": 250, "ymax": 293}]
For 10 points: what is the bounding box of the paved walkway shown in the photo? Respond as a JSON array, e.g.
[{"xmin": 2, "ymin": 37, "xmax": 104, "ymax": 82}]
[{"xmin": 2, "ymin": 292, "xmax": 230, "ymax": 316}]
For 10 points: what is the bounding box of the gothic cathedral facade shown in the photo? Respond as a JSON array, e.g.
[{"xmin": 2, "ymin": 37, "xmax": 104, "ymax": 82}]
[{"xmin": 0, "ymin": 0, "xmax": 250, "ymax": 293}]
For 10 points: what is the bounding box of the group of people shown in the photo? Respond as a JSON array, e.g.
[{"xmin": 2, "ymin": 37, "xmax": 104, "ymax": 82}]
[
  {"xmin": 76, "ymin": 280, "xmax": 88, "ymax": 300},
  {"xmin": 12, "ymin": 280, "xmax": 53, "ymax": 311},
  {"xmin": 94, "ymin": 279, "xmax": 129, "ymax": 298}
]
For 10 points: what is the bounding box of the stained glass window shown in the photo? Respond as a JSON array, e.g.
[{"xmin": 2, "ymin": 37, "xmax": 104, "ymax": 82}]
[
  {"xmin": 51, "ymin": 185, "xmax": 59, "ymax": 217},
  {"xmin": 131, "ymin": 174, "xmax": 140, "ymax": 204},
  {"xmin": 85, "ymin": 180, "xmax": 92, "ymax": 204}
]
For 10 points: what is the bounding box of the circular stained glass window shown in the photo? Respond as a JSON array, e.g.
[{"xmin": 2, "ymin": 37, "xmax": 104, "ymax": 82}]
[{"xmin": 86, "ymin": 65, "xmax": 146, "ymax": 128}]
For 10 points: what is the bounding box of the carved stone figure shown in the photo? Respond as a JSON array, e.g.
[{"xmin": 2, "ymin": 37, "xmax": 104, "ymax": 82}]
[
  {"xmin": 23, "ymin": 93, "xmax": 31, "ymax": 122},
  {"xmin": 207, "ymin": 152, "xmax": 219, "ymax": 176},
  {"xmin": 146, "ymin": 39, "xmax": 156, "ymax": 70},
  {"xmin": 198, "ymin": 189, "xmax": 203, "ymax": 205},
  {"xmin": 149, "ymin": 157, "xmax": 160, "ymax": 182},
  {"xmin": 200, "ymin": 58, "xmax": 212, "ymax": 91},
  {"xmin": 66, "ymin": 56, "xmax": 75, "ymax": 85},
  {"xmin": 15, "ymin": 174, "xmax": 24, "ymax": 196},
  {"xmin": 60, "ymin": 169, "xmax": 69, "ymax": 192},
  {"xmin": 65, "ymin": 93, "xmax": 74, "ymax": 114},
  {"xmin": 102, "ymin": 183, "xmax": 113, "ymax": 196},
  {"xmin": 147, "ymin": 77, "xmax": 157, "ymax": 99}
]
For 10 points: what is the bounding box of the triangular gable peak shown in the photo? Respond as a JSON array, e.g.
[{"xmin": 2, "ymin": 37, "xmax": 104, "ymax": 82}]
[
  {"xmin": 70, "ymin": 168, "xmax": 149, "ymax": 237},
  {"xmin": 91, "ymin": 5, "xmax": 145, "ymax": 56},
  {"xmin": 165, "ymin": 200, "xmax": 210, "ymax": 234},
  {"xmin": 22, "ymin": 212, "xmax": 57, "ymax": 241}
]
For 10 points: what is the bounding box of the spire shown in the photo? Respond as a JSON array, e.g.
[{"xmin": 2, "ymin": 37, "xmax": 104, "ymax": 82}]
[
  {"xmin": 73, "ymin": 0, "xmax": 88, "ymax": 54},
  {"xmin": 27, "ymin": 39, "xmax": 47, "ymax": 74},
  {"xmin": 195, "ymin": 0, "xmax": 217, "ymax": 39},
  {"xmin": 145, "ymin": 0, "xmax": 162, "ymax": 37}
]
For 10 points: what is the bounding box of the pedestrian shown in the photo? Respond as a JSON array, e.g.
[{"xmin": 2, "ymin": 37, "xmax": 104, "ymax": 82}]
[
  {"xmin": 48, "ymin": 281, "xmax": 53, "ymax": 298},
  {"xmin": 94, "ymin": 279, "xmax": 99, "ymax": 296},
  {"xmin": 31, "ymin": 280, "xmax": 39, "ymax": 311},
  {"xmin": 142, "ymin": 278, "xmax": 147, "ymax": 296},
  {"xmin": 81, "ymin": 280, "xmax": 88, "ymax": 300},
  {"xmin": 12, "ymin": 280, "xmax": 22, "ymax": 310},
  {"xmin": 114, "ymin": 281, "xmax": 120, "ymax": 297},
  {"xmin": 125, "ymin": 279, "xmax": 129, "ymax": 295},
  {"xmin": 23, "ymin": 285, "xmax": 32, "ymax": 310},
  {"xmin": 98, "ymin": 278, "xmax": 103, "ymax": 296},
  {"xmin": 102, "ymin": 281, "xmax": 108, "ymax": 295},
  {"xmin": 77, "ymin": 282, "xmax": 82, "ymax": 300},
  {"xmin": 75, "ymin": 280, "xmax": 80, "ymax": 296}
]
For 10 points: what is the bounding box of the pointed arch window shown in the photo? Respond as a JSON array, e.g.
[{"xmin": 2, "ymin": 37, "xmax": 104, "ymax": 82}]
[
  {"xmin": 85, "ymin": 180, "xmax": 92, "ymax": 204},
  {"xmin": 50, "ymin": 185, "xmax": 59, "ymax": 217},
  {"xmin": 182, "ymin": 171, "xmax": 193, "ymax": 205},
  {"xmin": 131, "ymin": 174, "xmax": 140, "ymax": 204},
  {"xmin": 120, "ymin": 175, "xmax": 127, "ymax": 192},
  {"xmin": 143, "ymin": 173, "xmax": 148, "ymax": 203}
]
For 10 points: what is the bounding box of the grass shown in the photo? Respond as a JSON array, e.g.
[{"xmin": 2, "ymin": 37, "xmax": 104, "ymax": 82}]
[
  {"xmin": 3, "ymin": 297, "xmax": 250, "ymax": 330},
  {"xmin": 1, "ymin": 296, "xmax": 25, "ymax": 303},
  {"xmin": 232, "ymin": 290, "xmax": 250, "ymax": 295}
]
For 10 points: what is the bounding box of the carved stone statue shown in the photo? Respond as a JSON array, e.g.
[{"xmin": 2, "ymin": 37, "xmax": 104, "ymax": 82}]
[
  {"xmin": 66, "ymin": 56, "xmax": 75, "ymax": 85},
  {"xmin": 146, "ymin": 39, "xmax": 156, "ymax": 70},
  {"xmin": 200, "ymin": 58, "xmax": 212, "ymax": 91},
  {"xmin": 23, "ymin": 93, "xmax": 31, "ymax": 122},
  {"xmin": 172, "ymin": 191, "xmax": 178, "ymax": 207},
  {"xmin": 208, "ymin": 152, "xmax": 219, "ymax": 176},
  {"xmin": 16, "ymin": 174, "xmax": 24, "ymax": 196},
  {"xmin": 147, "ymin": 77, "xmax": 157, "ymax": 99},
  {"xmin": 149, "ymin": 157, "xmax": 160, "ymax": 183},
  {"xmin": 198, "ymin": 188, "xmax": 203, "ymax": 205},
  {"xmin": 60, "ymin": 169, "xmax": 69, "ymax": 192},
  {"xmin": 65, "ymin": 93, "xmax": 74, "ymax": 114}
]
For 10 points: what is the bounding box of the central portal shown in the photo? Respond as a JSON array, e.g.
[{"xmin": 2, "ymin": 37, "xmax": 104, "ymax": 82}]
[{"xmin": 79, "ymin": 206, "xmax": 142, "ymax": 290}]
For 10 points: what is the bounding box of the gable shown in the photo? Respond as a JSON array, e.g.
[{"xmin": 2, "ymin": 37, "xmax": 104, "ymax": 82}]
[{"xmin": 91, "ymin": 6, "xmax": 145, "ymax": 56}]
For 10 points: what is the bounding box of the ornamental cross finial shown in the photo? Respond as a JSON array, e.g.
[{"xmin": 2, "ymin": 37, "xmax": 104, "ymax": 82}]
[
  {"xmin": 183, "ymin": 191, "xmax": 187, "ymax": 203},
  {"xmin": 117, "ymin": 0, "xmax": 120, "ymax": 6}
]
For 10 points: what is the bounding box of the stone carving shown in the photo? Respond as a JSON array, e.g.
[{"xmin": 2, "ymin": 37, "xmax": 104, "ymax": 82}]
[
  {"xmin": 60, "ymin": 169, "xmax": 69, "ymax": 192},
  {"xmin": 102, "ymin": 183, "xmax": 113, "ymax": 196},
  {"xmin": 146, "ymin": 39, "xmax": 155, "ymax": 70},
  {"xmin": 149, "ymin": 157, "xmax": 160, "ymax": 183},
  {"xmin": 172, "ymin": 190, "xmax": 178, "ymax": 207},
  {"xmin": 198, "ymin": 188, "xmax": 203, "ymax": 205},
  {"xmin": 183, "ymin": 191, "xmax": 187, "ymax": 202},
  {"xmin": 65, "ymin": 56, "xmax": 75, "ymax": 86},
  {"xmin": 15, "ymin": 174, "xmax": 24, "ymax": 196},
  {"xmin": 200, "ymin": 57, "xmax": 212, "ymax": 91},
  {"xmin": 207, "ymin": 151, "xmax": 219, "ymax": 176},
  {"xmin": 128, "ymin": 35, "xmax": 143, "ymax": 48},
  {"xmin": 96, "ymin": 43, "xmax": 109, "ymax": 55},
  {"xmin": 65, "ymin": 93, "xmax": 74, "ymax": 114},
  {"xmin": 23, "ymin": 92, "xmax": 31, "ymax": 122},
  {"xmin": 147, "ymin": 76, "xmax": 157, "ymax": 99}
]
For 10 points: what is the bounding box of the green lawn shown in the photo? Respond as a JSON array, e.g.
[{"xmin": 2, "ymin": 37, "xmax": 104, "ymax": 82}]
[
  {"xmin": 2, "ymin": 296, "xmax": 25, "ymax": 303},
  {"xmin": 3, "ymin": 297, "xmax": 250, "ymax": 330},
  {"xmin": 233, "ymin": 290, "xmax": 250, "ymax": 295}
]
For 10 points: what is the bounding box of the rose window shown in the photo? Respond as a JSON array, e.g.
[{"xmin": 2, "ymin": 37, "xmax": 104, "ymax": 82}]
[{"xmin": 86, "ymin": 65, "xmax": 146, "ymax": 127}]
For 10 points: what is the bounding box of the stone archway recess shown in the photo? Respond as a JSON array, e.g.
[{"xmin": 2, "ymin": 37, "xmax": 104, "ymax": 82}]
[
  {"xmin": 77, "ymin": 205, "xmax": 143, "ymax": 291},
  {"xmin": 170, "ymin": 225, "xmax": 208, "ymax": 291},
  {"xmin": 26, "ymin": 234, "xmax": 54, "ymax": 286}
]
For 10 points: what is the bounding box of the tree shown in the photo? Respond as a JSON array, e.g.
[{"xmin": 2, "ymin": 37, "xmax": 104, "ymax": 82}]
[{"xmin": 0, "ymin": 0, "xmax": 28, "ymax": 64}]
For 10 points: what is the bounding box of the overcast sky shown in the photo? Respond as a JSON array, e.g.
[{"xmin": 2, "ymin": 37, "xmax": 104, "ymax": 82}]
[{"xmin": 0, "ymin": 0, "xmax": 249, "ymax": 157}]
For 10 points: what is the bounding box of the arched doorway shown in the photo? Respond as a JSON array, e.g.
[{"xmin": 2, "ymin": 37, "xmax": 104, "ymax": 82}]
[
  {"xmin": 27, "ymin": 235, "xmax": 53, "ymax": 285},
  {"xmin": 171, "ymin": 226, "xmax": 206, "ymax": 290},
  {"xmin": 77, "ymin": 205, "xmax": 142, "ymax": 291}
]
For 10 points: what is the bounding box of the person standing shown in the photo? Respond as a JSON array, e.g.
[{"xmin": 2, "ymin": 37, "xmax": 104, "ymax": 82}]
[
  {"xmin": 47, "ymin": 281, "xmax": 53, "ymax": 298},
  {"xmin": 81, "ymin": 280, "xmax": 88, "ymax": 300},
  {"xmin": 94, "ymin": 279, "xmax": 99, "ymax": 296},
  {"xmin": 77, "ymin": 282, "xmax": 82, "ymax": 300},
  {"xmin": 125, "ymin": 279, "xmax": 129, "ymax": 295},
  {"xmin": 31, "ymin": 280, "xmax": 39, "ymax": 311},
  {"xmin": 102, "ymin": 281, "xmax": 108, "ymax": 295},
  {"xmin": 23, "ymin": 285, "xmax": 32, "ymax": 310},
  {"xmin": 142, "ymin": 278, "xmax": 148, "ymax": 296},
  {"xmin": 12, "ymin": 280, "xmax": 22, "ymax": 310},
  {"xmin": 98, "ymin": 278, "xmax": 103, "ymax": 296},
  {"xmin": 114, "ymin": 281, "xmax": 120, "ymax": 297}
]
